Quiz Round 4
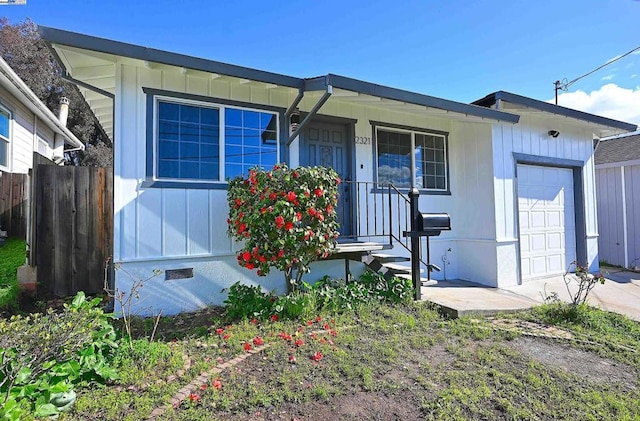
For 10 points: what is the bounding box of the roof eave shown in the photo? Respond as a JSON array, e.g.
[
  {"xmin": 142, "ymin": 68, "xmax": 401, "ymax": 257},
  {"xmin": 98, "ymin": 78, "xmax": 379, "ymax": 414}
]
[
  {"xmin": 0, "ymin": 57, "xmax": 84, "ymax": 150},
  {"xmin": 474, "ymin": 91, "xmax": 638, "ymax": 132}
]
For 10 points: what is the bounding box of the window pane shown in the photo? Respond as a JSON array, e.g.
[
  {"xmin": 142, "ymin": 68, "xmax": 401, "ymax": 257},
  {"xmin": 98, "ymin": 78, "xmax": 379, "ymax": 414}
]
[
  {"xmin": 223, "ymin": 108, "xmax": 279, "ymax": 178},
  {"xmin": 376, "ymin": 129, "xmax": 411, "ymax": 188},
  {"xmin": 157, "ymin": 101, "xmax": 220, "ymax": 180},
  {"xmin": 416, "ymin": 132, "xmax": 447, "ymax": 190},
  {"xmin": 0, "ymin": 139, "xmax": 6, "ymax": 167}
]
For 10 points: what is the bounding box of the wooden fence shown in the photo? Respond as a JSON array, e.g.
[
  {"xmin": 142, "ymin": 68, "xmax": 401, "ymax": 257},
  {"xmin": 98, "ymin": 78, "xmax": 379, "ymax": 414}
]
[
  {"xmin": 33, "ymin": 163, "xmax": 113, "ymax": 297},
  {"xmin": 0, "ymin": 172, "xmax": 29, "ymax": 239}
]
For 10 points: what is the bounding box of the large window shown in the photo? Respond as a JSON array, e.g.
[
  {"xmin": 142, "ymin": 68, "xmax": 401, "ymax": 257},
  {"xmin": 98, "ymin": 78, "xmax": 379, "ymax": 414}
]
[
  {"xmin": 376, "ymin": 126, "xmax": 448, "ymax": 191},
  {"xmin": 155, "ymin": 97, "xmax": 278, "ymax": 182},
  {"xmin": 0, "ymin": 106, "xmax": 10, "ymax": 168}
]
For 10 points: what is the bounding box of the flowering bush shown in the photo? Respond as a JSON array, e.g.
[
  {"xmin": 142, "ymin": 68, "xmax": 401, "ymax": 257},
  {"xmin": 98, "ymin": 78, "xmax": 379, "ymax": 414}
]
[{"xmin": 227, "ymin": 164, "xmax": 341, "ymax": 292}]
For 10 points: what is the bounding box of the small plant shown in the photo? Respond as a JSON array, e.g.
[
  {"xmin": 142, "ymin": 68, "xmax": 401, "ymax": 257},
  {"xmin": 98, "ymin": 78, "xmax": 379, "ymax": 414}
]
[
  {"xmin": 563, "ymin": 261, "xmax": 605, "ymax": 306},
  {"xmin": 104, "ymin": 261, "xmax": 163, "ymax": 349},
  {"xmin": 222, "ymin": 282, "xmax": 275, "ymax": 321},
  {"xmin": 0, "ymin": 292, "xmax": 118, "ymax": 419}
]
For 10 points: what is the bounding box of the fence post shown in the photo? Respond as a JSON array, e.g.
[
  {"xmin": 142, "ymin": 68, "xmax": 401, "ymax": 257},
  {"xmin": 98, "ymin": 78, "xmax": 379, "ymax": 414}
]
[{"xmin": 409, "ymin": 188, "xmax": 421, "ymax": 301}]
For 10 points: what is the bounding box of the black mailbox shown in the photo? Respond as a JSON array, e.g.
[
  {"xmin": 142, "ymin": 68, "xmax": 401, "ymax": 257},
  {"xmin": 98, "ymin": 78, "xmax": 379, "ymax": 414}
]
[{"xmin": 417, "ymin": 213, "xmax": 451, "ymax": 236}]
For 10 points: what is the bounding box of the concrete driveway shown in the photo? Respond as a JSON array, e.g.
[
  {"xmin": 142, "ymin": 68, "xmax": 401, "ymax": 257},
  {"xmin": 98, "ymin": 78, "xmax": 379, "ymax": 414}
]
[{"xmin": 422, "ymin": 268, "xmax": 640, "ymax": 321}]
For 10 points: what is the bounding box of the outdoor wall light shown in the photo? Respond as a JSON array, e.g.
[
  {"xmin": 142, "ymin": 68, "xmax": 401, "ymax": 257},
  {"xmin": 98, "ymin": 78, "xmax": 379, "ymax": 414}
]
[
  {"xmin": 548, "ymin": 130, "xmax": 560, "ymax": 138},
  {"xmin": 290, "ymin": 108, "xmax": 300, "ymax": 131}
]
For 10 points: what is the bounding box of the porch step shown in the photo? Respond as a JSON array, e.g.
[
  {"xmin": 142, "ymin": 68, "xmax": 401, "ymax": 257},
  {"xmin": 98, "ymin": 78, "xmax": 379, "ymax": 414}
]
[
  {"xmin": 369, "ymin": 253, "xmax": 410, "ymax": 263},
  {"xmin": 381, "ymin": 262, "xmax": 424, "ymax": 275},
  {"xmin": 334, "ymin": 241, "xmax": 386, "ymax": 253},
  {"xmin": 395, "ymin": 273, "xmax": 438, "ymax": 287}
]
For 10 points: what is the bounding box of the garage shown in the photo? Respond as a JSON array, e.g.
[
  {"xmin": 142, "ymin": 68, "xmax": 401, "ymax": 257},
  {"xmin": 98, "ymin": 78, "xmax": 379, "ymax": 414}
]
[{"xmin": 517, "ymin": 164, "xmax": 577, "ymax": 280}]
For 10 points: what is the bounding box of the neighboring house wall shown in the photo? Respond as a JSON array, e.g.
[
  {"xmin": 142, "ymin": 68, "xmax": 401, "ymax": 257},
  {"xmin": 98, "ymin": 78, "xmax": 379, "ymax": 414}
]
[
  {"xmin": 596, "ymin": 162, "xmax": 640, "ymax": 269},
  {"xmin": 0, "ymin": 83, "xmax": 56, "ymax": 174}
]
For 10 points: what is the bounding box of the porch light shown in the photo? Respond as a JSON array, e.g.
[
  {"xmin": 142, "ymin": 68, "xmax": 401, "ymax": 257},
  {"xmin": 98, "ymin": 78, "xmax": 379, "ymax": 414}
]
[
  {"xmin": 290, "ymin": 108, "xmax": 300, "ymax": 131},
  {"xmin": 548, "ymin": 130, "xmax": 560, "ymax": 138}
]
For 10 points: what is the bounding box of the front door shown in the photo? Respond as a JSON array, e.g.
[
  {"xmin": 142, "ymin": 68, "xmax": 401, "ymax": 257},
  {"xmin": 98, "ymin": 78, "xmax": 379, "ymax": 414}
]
[{"xmin": 300, "ymin": 121, "xmax": 352, "ymax": 237}]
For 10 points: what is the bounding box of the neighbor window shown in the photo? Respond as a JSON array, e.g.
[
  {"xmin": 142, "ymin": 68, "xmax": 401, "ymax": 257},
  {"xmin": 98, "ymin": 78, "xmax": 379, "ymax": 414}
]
[
  {"xmin": 376, "ymin": 126, "xmax": 448, "ymax": 191},
  {"xmin": 0, "ymin": 106, "xmax": 10, "ymax": 168},
  {"xmin": 155, "ymin": 97, "xmax": 278, "ymax": 182}
]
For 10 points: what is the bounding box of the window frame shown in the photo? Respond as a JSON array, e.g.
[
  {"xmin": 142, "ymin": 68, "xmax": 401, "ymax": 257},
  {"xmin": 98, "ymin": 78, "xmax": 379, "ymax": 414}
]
[
  {"xmin": 372, "ymin": 121, "xmax": 450, "ymax": 195},
  {"xmin": 143, "ymin": 88, "xmax": 284, "ymax": 189},
  {"xmin": 0, "ymin": 103, "xmax": 12, "ymax": 171}
]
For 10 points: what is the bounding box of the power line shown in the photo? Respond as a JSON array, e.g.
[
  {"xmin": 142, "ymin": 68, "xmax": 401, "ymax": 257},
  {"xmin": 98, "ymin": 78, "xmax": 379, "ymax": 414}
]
[{"xmin": 554, "ymin": 44, "xmax": 640, "ymax": 104}]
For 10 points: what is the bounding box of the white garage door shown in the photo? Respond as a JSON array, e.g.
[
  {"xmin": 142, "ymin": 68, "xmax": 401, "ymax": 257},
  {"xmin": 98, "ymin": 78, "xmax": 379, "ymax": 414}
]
[{"xmin": 518, "ymin": 164, "xmax": 577, "ymax": 280}]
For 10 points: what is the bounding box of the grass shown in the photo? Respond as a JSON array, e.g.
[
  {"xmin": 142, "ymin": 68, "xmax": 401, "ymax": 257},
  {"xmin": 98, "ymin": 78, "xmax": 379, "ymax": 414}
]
[
  {"xmin": 0, "ymin": 237, "xmax": 26, "ymax": 310},
  {"xmin": 50, "ymin": 301, "xmax": 640, "ymax": 420}
]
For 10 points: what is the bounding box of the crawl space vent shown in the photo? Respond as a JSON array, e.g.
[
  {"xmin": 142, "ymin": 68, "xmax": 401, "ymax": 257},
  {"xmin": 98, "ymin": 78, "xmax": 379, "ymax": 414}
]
[{"xmin": 165, "ymin": 268, "xmax": 194, "ymax": 281}]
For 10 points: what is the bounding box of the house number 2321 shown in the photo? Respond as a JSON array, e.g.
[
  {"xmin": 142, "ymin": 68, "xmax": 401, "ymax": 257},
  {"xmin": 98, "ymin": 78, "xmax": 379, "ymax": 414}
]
[{"xmin": 355, "ymin": 136, "xmax": 371, "ymax": 145}]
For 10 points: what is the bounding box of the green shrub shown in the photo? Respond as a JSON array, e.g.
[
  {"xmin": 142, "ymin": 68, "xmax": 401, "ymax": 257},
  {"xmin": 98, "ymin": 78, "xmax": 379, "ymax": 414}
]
[
  {"xmin": 0, "ymin": 238, "xmax": 26, "ymax": 311},
  {"xmin": 0, "ymin": 292, "xmax": 118, "ymax": 419},
  {"xmin": 222, "ymin": 282, "xmax": 275, "ymax": 321}
]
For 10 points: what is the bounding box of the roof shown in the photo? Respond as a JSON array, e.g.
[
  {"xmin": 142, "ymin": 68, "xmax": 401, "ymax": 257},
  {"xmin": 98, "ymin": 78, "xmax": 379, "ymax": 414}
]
[
  {"xmin": 0, "ymin": 56, "xmax": 84, "ymax": 150},
  {"xmin": 38, "ymin": 26, "xmax": 520, "ymax": 139},
  {"xmin": 595, "ymin": 132, "xmax": 640, "ymax": 165},
  {"xmin": 474, "ymin": 91, "xmax": 637, "ymax": 133}
]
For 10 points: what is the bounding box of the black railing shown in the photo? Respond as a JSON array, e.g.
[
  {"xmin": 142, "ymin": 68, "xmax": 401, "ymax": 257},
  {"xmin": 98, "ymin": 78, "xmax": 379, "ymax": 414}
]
[{"xmin": 338, "ymin": 182, "xmax": 435, "ymax": 289}]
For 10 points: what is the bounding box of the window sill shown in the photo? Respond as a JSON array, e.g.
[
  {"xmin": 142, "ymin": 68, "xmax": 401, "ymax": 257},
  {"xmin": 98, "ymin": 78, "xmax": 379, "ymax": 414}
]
[
  {"xmin": 369, "ymin": 187, "xmax": 451, "ymax": 196},
  {"xmin": 140, "ymin": 180, "xmax": 229, "ymax": 190}
]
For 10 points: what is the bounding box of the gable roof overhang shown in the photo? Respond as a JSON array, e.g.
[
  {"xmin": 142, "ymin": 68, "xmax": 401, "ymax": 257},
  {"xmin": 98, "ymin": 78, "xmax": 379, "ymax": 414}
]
[
  {"xmin": 0, "ymin": 56, "xmax": 84, "ymax": 150},
  {"xmin": 474, "ymin": 91, "xmax": 637, "ymax": 138},
  {"xmin": 39, "ymin": 26, "xmax": 521, "ymax": 142}
]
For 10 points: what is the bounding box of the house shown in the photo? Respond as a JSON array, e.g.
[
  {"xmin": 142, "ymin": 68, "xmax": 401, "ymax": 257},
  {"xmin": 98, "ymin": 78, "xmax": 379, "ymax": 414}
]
[
  {"xmin": 594, "ymin": 132, "xmax": 640, "ymax": 269},
  {"xmin": 39, "ymin": 26, "xmax": 637, "ymax": 315},
  {"xmin": 0, "ymin": 56, "xmax": 84, "ymax": 174},
  {"xmin": 0, "ymin": 55, "xmax": 84, "ymax": 238}
]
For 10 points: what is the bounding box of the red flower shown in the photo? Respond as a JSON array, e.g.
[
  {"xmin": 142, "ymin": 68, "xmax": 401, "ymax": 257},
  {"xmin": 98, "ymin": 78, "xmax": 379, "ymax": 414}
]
[
  {"xmin": 223, "ymin": 334, "xmax": 231, "ymax": 340},
  {"xmin": 286, "ymin": 191, "xmax": 297, "ymax": 202},
  {"xmin": 242, "ymin": 251, "xmax": 251, "ymax": 262},
  {"xmin": 275, "ymin": 215, "xmax": 285, "ymax": 229},
  {"xmin": 310, "ymin": 332, "xmax": 317, "ymax": 340},
  {"xmin": 250, "ymin": 318, "xmax": 258, "ymax": 325},
  {"xmin": 269, "ymin": 192, "xmax": 278, "ymax": 200},
  {"xmin": 244, "ymin": 342, "xmax": 252, "ymax": 352},
  {"xmin": 295, "ymin": 339, "xmax": 304, "ymax": 347},
  {"xmin": 277, "ymin": 249, "xmax": 285, "ymax": 258},
  {"xmin": 212, "ymin": 378, "xmax": 222, "ymax": 390},
  {"xmin": 336, "ymin": 177, "xmax": 341, "ymax": 184},
  {"xmin": 258, "ymin": 255, "xmax": 267, "ymax": 263},
  {"xmin": 260, "ymin": 207, "xmax": 267, "ymax": 214},
  {"xmin": 253, "ymin": 336, "xmax": 264, "ymax": 346},
  {"xmin": 189, "ymin": 393, "xmax": 200, "ymax": 403},
  {"xmin": 289, "ymin": 354, "xmax": 297, "ymax": 363},
  {"xmin": 293, "ymin": 171, "xmax": 299, "ymax": 178},
  {"xmin": 330, "ymin": 330, "xmax": 338, "ymax": 337},
  {"xmin": 315, "ymin": 316, "xmax": 322, "ymax": 322},
  {"xmin": 246, "ymin": 263, "xmax": 255, "ymax": 270},
  {"xmin": 306, "ymin": 320, "xmax": 313, "ymax": 326},
  {"xmin": 284, "ymin": 221, "xmax": 294, "ymax": 231},
  {"xmin": 238, "ymin": 223, "xmax": 247, "ymax": 233},
  {"xmin": 216, "ymin": 328, "xmax": 224, "ymax": 335},
  {"xmin": 296, "ymin": 212, "xmax": 303, "ymax": 221},
  {"xmin": 326, "ymin": 204, "xmax": 333, "ymax": 214},
  {"xmin": 307, "ymin": 208, "xmax": 317, "ymax": 217},
  {"xmin": 279, "ymin": 332, "xmax": 292, "ymax": 341},
  {"xmin": 311, "ymin": 352, "xmax": 323, "ymax": 362},
  {"xmin": 235, "ymin": 198, "xmax": 242, "ymax": 207},
  {"xmin": 270, "ymin": 314, "xmax": 279, "ymax": 322},
  {"xmin": 314, "ymin": 188, "xmax": 323, "ymax": 197},
  {"xmin": 323, "ymin": 323, "xmax": 330, "ymax": 330},
  {"xmin": 200, "ymin": 384, "xmax": 207, "ymax": 391},
  {"xmin": 317, "ymin": 213, "xmax": 325, "ymax": 222}
]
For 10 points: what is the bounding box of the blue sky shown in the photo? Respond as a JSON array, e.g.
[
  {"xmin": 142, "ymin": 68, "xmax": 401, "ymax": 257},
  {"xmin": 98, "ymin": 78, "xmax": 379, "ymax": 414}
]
[{"xmin": 3, "ymin": 0, "xmax": 640, "ymax": 124}]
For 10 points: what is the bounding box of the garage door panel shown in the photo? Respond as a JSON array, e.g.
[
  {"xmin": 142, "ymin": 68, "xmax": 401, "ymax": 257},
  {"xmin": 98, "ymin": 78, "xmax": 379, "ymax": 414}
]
[{"xmin": 518, "ymin": 164, "xmax": 577, "ymax": 281}]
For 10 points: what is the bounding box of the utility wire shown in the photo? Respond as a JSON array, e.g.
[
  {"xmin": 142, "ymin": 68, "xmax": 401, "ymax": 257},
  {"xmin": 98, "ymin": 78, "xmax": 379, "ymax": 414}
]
[{"xmin": 555, "ymin": 44, "xmax": 640, "ymax": 103}]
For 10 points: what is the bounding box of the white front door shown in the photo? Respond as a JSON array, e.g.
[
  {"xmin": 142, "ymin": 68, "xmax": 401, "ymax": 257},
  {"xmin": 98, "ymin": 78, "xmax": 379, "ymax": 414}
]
[{"xmin": 518, "ymin": 164, "xmax": 577, "ymax": 280}]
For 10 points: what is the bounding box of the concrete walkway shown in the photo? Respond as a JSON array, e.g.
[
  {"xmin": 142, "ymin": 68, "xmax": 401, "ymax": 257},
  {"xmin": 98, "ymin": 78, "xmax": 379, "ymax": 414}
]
[{"xmin": 422, "ymin": 268, "xmax": 640, "ymax": 321}]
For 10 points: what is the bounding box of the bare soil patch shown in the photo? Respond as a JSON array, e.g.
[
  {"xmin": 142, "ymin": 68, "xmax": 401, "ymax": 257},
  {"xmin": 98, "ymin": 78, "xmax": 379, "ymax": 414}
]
[{"xmin": 508, "ymin": 336, "xmax": 638, "ymax": 390}]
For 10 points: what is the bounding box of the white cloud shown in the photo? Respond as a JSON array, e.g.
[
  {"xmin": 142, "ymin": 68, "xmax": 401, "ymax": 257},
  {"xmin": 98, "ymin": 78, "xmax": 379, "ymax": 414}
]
[
  {"xmin": 601, "ymin": 74, "xmax": 615, "ymax": 81},
  {"xmin": 555, "ymin": 83, "xmax": 640, "ymax": 125}
]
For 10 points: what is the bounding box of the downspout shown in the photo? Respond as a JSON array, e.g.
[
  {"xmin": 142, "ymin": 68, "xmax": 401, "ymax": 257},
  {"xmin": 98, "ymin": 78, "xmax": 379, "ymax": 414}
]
[
  {"xmin": 287, "ymin": 85, "xmax": 333, "ymax": 146},
  {"xmin": 53, "ymin": 97, "xmax": 69, "ymax": 164}
]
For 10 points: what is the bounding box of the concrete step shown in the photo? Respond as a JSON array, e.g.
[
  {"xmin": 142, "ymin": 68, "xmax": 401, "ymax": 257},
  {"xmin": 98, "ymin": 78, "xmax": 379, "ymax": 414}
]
[
  {"xmin": 369, "ymin": 253, "xmax": 410, "ymax": 263},
  {"xmin": 394, "ymin": 273, "xmax": 438, "ymax": 286},
  {"xmin": 381, "ymin": 262, "xmax": 424, "ymax": 274}
]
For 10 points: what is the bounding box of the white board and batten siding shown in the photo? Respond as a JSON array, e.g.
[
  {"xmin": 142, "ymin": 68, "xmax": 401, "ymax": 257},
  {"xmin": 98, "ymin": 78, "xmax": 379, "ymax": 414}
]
[
  {"xmin": 492, "ymin": 114, "xmax": 598, "ymax": 287},
  {"xmin": 596, "ymin": 164, "xmax": 640, "ymax": 269}
]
